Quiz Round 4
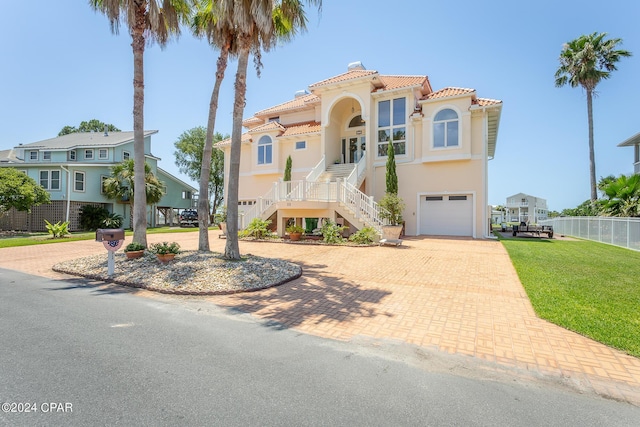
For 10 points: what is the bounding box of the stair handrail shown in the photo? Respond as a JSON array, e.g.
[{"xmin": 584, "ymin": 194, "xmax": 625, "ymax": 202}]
[
  {"xmin": 346, "ymin": 153, "xmax": 366, "ymax": 186},
  {"xmin": 305, "ymin": 155, "xmax": 326, "ymax": 182},
  {"xmin": 337, "ymin": 179, "xmax": 384, "ymax": 234}
]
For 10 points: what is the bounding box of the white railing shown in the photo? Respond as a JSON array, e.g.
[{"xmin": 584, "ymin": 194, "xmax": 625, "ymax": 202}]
[
  {"xmin": 305, "ymin": 155, "xmax": 326, "ymax": 182},
  {"xmin": 337, "ymin": 179, "xmax": 384, "ymax": 234},
  {"xmin": 346, "ymin": 153, "xmax": 366, "ymax": 187},
  {"xmin": 540, "ymin": 216, "xmax": 640, "ymax": 251}
]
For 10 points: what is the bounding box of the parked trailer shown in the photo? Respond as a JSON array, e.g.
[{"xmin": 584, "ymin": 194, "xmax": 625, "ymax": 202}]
[{"xmin": 512, "ymin": 222, "xmax": 554, "ymax": 238}]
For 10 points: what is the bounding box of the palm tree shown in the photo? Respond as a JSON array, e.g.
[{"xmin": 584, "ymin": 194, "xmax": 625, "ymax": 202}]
[
  {"xmin": 103, "ymin": 160, "xmax": 165, "ymax": 229},
  {"xmin": 599, "ymin": 174, "xmax": 640, "ymax": 217},
  {"xmin": 555, "ymin": 32, "xmax": 631, "ymax": 203},
  {"xmin": 90, "ymin": 0, "xmax": 192, "ymax": 246},
  {"xmin": 194, "ymin": 0, "xmax": 320, "ymax": 258}
]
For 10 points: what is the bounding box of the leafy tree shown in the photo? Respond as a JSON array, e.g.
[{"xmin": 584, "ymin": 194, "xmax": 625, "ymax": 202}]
[
  {"xmin": 173, "ymin": 126, "xmax": 226, "ymax": 223},
  {"xmin": 58, "ymin": 119, "xmax": 121, "ymax": 136},
  {"xmin": 561, "ymin": 199, "xmax": 600, "ymax": 217},
  {"xmin": 555, "ymin": 32, "xmax": 631, "ymax": 202},
  {"xmin": 0, "ymin": 168, "xmax": 50, "ymax": 216},
  {"xmin": 598, "ymin": 174, "xmax": 640, "ymax": 217},
  {"xmin": 223, "ymin": 0, "xmax": 321, "ymax": 259},
  {"xmin": 90, "ymin": 0, "xmax": 192, "ymax": 246},
  {"xmin": 102, "ymin": 159, "xmax": 165, "ymax": 228}
]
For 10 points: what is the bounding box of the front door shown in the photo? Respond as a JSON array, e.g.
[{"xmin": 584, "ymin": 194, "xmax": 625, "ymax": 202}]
[{"xmin": 341, "ymin": 136, "xmax": 366, "ymax": 163}]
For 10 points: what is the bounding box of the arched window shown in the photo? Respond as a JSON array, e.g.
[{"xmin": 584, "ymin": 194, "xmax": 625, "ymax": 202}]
[
  {"xmin": 257, "ymin": 135, "xmax": 272, "ymax": 165},
  {"xmin": 433, "ymin": 108, "xmax": 459, "ymax": 148},
  {"xmin": 348, "ymin": 115, "xmax": 365, "ymax": 128}
]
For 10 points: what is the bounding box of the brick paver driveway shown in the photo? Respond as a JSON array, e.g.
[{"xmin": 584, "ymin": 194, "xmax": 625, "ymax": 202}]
[{"xmin": 1, "ymin": 230, "xmax": 638, "ymax": 405}]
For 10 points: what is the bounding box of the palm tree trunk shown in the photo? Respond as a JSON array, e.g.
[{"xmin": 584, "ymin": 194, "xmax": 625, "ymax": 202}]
[
  {"xmin": 224, "ymin": 43, "xmax": 250, "ymax": 260},
  {"xmin": 198, "ymin": 47, "xmax": 229, "ymax": 251},
  {"xmin": 587, "ymin": 88, "xmax": 597, "ymax": 203},
  {"xmin": 132, "ymin": 6, "xmax": 148, "ymax": 246}
]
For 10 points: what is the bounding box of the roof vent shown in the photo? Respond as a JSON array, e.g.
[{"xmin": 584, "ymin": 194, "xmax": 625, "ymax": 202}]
[
  {"xmin": 347, "ymin": 61, "xmax": 365, "ymax": 71},
  {"xmin": 294, "ymin": 89, "xmax": 309, "ymax": 98}
]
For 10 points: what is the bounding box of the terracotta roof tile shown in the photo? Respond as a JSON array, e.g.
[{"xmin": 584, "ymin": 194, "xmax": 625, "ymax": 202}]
[
  {"xmin": 475, "ymin": 97, "xmax": 502, "ymax": 107},
  {"xmin": 280, "ymin": 121, "xmax": 321, "ymax": 137},
  {"xmin": 254, "ymin": 93, "xmax": 319, "ymax": 116},
  {"xmin": 376, "ymin": 75, "xmax": 429, "ymax": 92},
  {"xmin": 309, "ymin": 69, "xmax": 378, "ymax": 88},
  {"xmin": 249, "ymin": 121, "xmax": 285, "ymax": 133},
  {"xmin": 216, "ymin": 133, "xmax": 252, "ymax": 147},
  {"xmin": 242, "ymin": 116, "xmax": 263, "ymax": 127},
  {"xmin": 422, "ymin": 87, "xmax": 475, "ymax": 101}
]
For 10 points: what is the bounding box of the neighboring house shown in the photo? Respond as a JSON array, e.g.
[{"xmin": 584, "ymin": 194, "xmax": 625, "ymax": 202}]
[
  {"xmin": 217, "ymin": 62, "xmax": 502, "ymax": 238},
  {"xmin": 491, "ymin": 207, "xmax": 505, "ymax": 225},
  {"xmin": 617, "ymin": 132, "xmax": 640, "ymax": 174},
  {"xmin": 0, "ymin": 130, "xmax": 196, "ymax": 231},
  {"xmin": 505, "ymin": 193, "xmax": 548, "ymax": 224}
]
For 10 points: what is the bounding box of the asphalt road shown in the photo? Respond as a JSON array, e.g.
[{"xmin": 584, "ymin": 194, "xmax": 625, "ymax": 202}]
[{"xmin": 1, "ymin": 268, "xmax": 638, "ymax": 426}]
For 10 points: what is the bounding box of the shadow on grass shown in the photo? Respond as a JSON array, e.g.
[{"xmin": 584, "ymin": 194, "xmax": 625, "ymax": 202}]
[{"xmin": 214, "ymin": 259, "xmax": 394, "ymax": 331}]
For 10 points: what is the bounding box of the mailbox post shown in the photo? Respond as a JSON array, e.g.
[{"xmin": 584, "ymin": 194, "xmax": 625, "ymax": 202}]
[{"xmin": 96, "ymin": 228, "xmax": 125, "ymax": 277}]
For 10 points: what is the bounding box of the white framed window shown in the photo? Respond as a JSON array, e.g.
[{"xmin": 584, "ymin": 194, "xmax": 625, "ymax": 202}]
[
  {"xmin": 29, "ymin": 151, "xmax": 38, "ymax": 160},
  {"xmin": 123, "ymin": 151, "xmax": 130, "ymax": 160},
  {"xmin": 377, "ymin": 97, "xmax": 406, "ymax": 157},
  {"xmin": 74, "ymin": 171, "xmax": 85, "ymax": 192},
  {"xmin": 257, "ymin": 135, "xmax": 273, "ymax": 165},
  {"xmin": 182, "ymin": 191, "xmax": 192, "ymax": 199},
  {"xmin": 39, "ymin": 170, "xmax": 60, "ymax": 190},
  {"xmin": 295, "ymin": 141, "xmax": 306, "ymax": 150},
  {"xmin": 433, "ymin": 108, "xmax": 459, "ymax": 148},
  {"xmin": 84, "ymin": 149, "xmax": 94, "ymax": 160},
  {"xmin": 43, "ymin": 151, "xmax": 51, "ymax": 161},
  {"xmin": 69, "ymin": 150, "xmax": 76, "ymax": 161},
  {"xmin": 100, "ymin": 176, "xmax": 108, "ymax": 194},
  {"xmin": 98, "ymin": 149, "xmax": 108, "ymax": 159}
]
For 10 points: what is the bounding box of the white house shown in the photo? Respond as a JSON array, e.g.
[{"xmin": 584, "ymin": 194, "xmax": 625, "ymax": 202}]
[{"xmin": 505, "ymin": 193, "xmax": 548, "ymax": 224}]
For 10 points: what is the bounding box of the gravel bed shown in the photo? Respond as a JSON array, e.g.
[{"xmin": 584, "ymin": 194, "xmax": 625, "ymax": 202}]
[{"xmin": 52, "ymin": 251, "xmax": 302, "ymax": 295}]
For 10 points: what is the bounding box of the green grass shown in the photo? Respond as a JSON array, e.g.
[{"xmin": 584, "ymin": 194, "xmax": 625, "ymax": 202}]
[
  {"xmin": 500, "ymin": 236, "xmax": 640, "ymax": 357},
  {"xmin": 0, "ymin": 226, "xmax": 209, "ymax": 249}
]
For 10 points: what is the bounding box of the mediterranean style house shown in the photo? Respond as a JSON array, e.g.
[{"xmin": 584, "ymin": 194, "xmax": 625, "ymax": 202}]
[
  {"xmin": 505, "ymin": 193, "xmax": 548, "ymax": 224},
  {"xmin": 0, "ymin": 130, "xmax": 196, "ymax": 231},
  {"xmin": 217, "ymin": 62, "xmax": 503, "ymax": 238},
  {"xmin": 618, "ymin": 132, "xmax": 640, "ymax": 174}
]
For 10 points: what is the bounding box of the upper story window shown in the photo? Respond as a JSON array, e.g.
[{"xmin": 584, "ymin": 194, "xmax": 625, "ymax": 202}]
[
  {"xmin": 43, "ymin": 151, "xmax": 51, "ymax": 161},
  {"xmin": 98, "ymin": 149, "xmax": 108, "ymax": 159},
  {"xmin": 39, "ymin": 170, "xmax": 60, "ymax": 190},
  {"xmin": 295, "ymin": 141, "xmax": 306, "ymax": 150},
  {"xmin": 84, "ymin": 149, "xmax": 94, "ymax": 160},
  {"xmin": 349, "ymin": 115, "xmax": 365, "ymax": 128},
  {"xmin": 257, "ymin": 135, "xmax": 272, "ymax": 165},
  {"xmin": 182, "ymin": 191, "xmax": 192, "ymax": 200},
  {"xmin": 123, "ymin": 151, "xmax": 130, "ymax": 160},
  {"xmin": 101, "ymin": 176, "xmax": 108, "ymax": 194},
  {"xmin": 377, "ymin": 97, "xmax": 406, "ymax": 157},
  {"xmin": 74, "ymin": 171, "xmax": 85, "ymax": 192},
  {"xmin": 29, "ymin": 151, "xmax": 38, "ymax": 160},
  {"xmin": 69, "ymin": 150, "xmax": 76, "ymax": 161},
  {"xmin": 433, "ymin": 108, "xmax": 459, "ymax": 148}
]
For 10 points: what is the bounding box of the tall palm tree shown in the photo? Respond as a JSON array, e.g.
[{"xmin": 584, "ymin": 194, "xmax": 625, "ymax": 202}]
[
  {"xmin": 103, "ymin": 159, "xmax": 165, "ymax": 230},
  {"xmin": 555, "ymin": 32, "xmax": 631, "ymax": 203},
  {"xmin": 192, "ymin": 0, "xmax": 319, "ymax": 257},
  {"xmin": 224, "ymin": 0, "xmax": 320, "ymax": 259},
  {"xmin": 599, "ymin": 174, "xmax": 640, "ymax": 217},
  {"xmin": 90, "ymin": 0, "xmax": 192, "ymax": 246}
]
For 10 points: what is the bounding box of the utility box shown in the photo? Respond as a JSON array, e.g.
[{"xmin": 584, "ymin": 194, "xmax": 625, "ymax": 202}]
[{"xmin": 95, "ymin": 228, "xmax": 125, "ymax": 242}]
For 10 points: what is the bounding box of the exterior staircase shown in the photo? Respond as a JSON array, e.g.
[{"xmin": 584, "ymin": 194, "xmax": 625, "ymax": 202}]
[{"xmin": 316, "ymin": 163, "xmax": 355, "ymax": 182}]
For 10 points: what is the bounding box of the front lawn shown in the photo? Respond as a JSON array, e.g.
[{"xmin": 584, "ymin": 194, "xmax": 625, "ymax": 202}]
[{"xmin": 500, "ymin": 236, "xmax": 640, "ymax": 357}]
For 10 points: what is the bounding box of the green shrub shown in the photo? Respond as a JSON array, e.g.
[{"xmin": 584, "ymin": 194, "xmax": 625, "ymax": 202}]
[
  {"xmin": 124, "ymin": 242, "xmax": 146, "ymax": 252},
  {"xmin": 79, "ymin": 205, "xmax": 110, "ymax": 231},
  {"xmin": 149, "ymin": 241, "xmax": 180, "ymax": 255},
  {"xmin": 102, "ymin": 212, "xmax": 123, "ymax": 228},
  {"xmin": 240, "ymin": 218, "xmax": 272, "ymax": 239},
  {"xmin": 321, "ymin": 220, "xmax": 347, "ymax": 244},
  {"xmin": 44, "ymin": 220, "xmax": 69, "ymax": 238},
  {"xmin": 348, "ymin": 226, "xmax": 377, "ymax": 245},
  {"xmin": 286, "ymin": 224, "xmax": 305, "ymax": 234}
]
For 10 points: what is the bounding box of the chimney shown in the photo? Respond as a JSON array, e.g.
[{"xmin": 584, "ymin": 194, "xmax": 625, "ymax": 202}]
[{"xmin": 104, "ymin": 125, "xmax": 108, "ymax": 136}]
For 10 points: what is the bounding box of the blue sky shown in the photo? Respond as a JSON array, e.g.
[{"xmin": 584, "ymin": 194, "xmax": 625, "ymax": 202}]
[{"xmin": 2, "ymin": 0, "xmax": 639, "ymax": 211}]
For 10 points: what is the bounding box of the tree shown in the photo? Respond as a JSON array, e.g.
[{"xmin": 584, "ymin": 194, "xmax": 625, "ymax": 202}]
[
  {"xmin": 385, "ymin": 139, "xmax": 398, "ymax": 194},
  {"xmin": 378, "ymin": 138, "xmax": 404, "ymax": 226},
  {"xmin": 173, "ymin": 126, "xmax": 226, "ymax": 220},
  {"xmin": 90, "ymin": 0, "xmax": 192, "ymax": 246},
  {"xmin": 555, "ymin": 32, "xmax": 631, "ymax": 203},
  {"xmin": 599, "ymin": 174, "xmax": 640, "ymax": 217},
  {"xmin": 102, "ymin": 159, "xmax": 165, "ymax": 230},
  {"xmin": 284, "ymin": 155, "xmax": 292, "ymax": 181},
  {"xmin": 561, "ymin": 199, "xmax": 600, "ymax": 217},
  {"xmin": 223, "ymin": 0, "xmax": 321, "ymax": 259},
  {"xmin": 0, "ymin": 168, "xmax": 50, "ymax": 217},
  {"xmin": 58, "ymin": 119, "xmax": 121, "ymax": 136}
]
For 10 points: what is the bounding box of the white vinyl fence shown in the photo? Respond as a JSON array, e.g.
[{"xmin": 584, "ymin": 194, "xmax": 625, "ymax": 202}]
[{"xmin": 539, "ymin": 216, "xmax": 640, "ymax": 251}]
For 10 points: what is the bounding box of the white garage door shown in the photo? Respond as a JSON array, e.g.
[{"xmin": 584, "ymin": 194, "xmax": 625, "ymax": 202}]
[{"xmin": 420, "ymin": 194, "xmax": 473, "ymax": 236}]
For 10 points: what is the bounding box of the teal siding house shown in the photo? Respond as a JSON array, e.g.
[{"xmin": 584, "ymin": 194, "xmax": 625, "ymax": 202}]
[{"xmin": 0, "ymin": 130, "xmax": 197, "ymax": 231}]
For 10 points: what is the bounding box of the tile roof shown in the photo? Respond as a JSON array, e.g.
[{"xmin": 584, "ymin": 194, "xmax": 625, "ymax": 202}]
[
  {"xmin": 475, "ymin": 97, "xmax": 502, "ymax": 107},
  {"xmin": 254, "ymin": 93, "xmax": 320, "ymax": 117},
  {"xmin": 242, "ymin": 116, "xmax": 263, "ymax": 127},
  {"xmin": 422, "ymin": 87, "xmax": 475, "ymax": 101},
  {"xmin": 376, "ymin": 75, "xmax": 429, "ymax": 92},
  {"xmin": 216, "ymin": 133, "xmax": 253, "ymax": 147},
  {"xmin": 308, "ymin": 69, "xmax": 378, "ymax": 88},
  {"xmin": 14, "ymin": 130, "xmax": 158, "ymax": 150},
  {"xmin": 249, "ymin": 121, "xmax": 285, "ymax": 133},
  {"xmin": 280, "ymin": 121, "xmax": 322, "ymax": 137}
]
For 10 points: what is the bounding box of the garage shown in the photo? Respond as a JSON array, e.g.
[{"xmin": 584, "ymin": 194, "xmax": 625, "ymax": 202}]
[{"xmin": 420, "ymin": 194, "xmax": 473, "ymax": 236}]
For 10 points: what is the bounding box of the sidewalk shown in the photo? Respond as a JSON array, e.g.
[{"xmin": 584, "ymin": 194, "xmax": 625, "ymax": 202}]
[{"xmin": 1, "ymin": 231, "xmax": 638, "ymax": 405}]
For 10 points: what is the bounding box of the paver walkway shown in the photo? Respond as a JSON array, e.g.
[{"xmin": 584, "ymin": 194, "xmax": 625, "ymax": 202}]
[{"xmin": 1, "ymin": 231, "xmax": 638, "ymax": 405}]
